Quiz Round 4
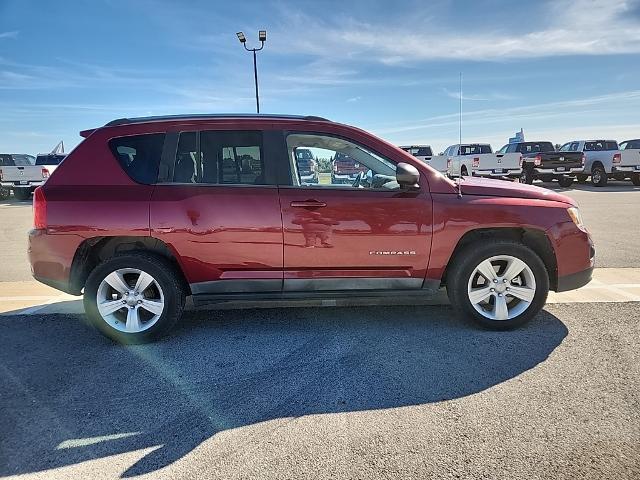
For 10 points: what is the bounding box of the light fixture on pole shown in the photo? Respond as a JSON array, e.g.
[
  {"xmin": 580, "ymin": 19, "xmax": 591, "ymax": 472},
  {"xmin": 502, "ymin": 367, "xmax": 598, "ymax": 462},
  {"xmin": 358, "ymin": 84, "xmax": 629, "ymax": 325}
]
[{"xmin": 236, "ymin": 30, "xmax": 267, "ymax": 113}]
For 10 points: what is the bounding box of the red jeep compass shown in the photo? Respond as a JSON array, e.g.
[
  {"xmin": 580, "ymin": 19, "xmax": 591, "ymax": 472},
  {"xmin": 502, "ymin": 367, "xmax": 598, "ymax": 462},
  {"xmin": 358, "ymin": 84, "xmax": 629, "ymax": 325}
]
[{"xmin": 28, "ymin": 114, "xmax": 594, "ymax": 343}]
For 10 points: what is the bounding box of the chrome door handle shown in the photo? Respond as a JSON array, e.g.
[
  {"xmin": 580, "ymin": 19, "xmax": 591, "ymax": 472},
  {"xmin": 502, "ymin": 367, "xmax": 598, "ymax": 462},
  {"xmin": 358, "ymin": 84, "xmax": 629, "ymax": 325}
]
[{"xmin": 290, "ymin": 200, "xmax": 327, "ymax": 208}]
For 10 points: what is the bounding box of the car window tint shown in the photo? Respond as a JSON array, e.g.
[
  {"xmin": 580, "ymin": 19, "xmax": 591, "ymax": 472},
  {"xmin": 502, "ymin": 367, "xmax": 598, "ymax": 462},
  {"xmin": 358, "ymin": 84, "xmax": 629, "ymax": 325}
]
[
  {"xmin": 109, "ymin": 133, "xmax": 165, "ymax": 184},
  {"xmin": 286, "ymin": 133, "xmax": 398, "ymax": 190},
  {"xmin": 416, "ymin": 147, "xmax": 432, "ymax": 156},
  {"xmin": 605, "ymin": 141, "xmax": 619, "ymax": 150},
  {"xmin": 172, "ymin": 130, "xmax": 266, "ymax": 185}
]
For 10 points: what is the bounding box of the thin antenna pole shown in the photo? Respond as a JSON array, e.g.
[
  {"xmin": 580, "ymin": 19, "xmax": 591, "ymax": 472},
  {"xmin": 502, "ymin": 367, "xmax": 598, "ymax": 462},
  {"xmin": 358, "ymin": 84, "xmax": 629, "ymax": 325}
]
[{"xmin": 459, "ymin": 72, "xmax": 462, "ymax": 146}]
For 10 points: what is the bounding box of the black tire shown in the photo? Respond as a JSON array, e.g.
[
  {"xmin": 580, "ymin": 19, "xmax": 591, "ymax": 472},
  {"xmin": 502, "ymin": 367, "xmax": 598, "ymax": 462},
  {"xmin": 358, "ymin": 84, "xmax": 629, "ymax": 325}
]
[
  {"xmin": 83, "ymin": 252, "xmax": 186, "ymax": 344},
  {"xmin": 631, "ymin": 173, "xmax": 640, "ymax": 186},
  {"xmin": 13, "ymin": 188, "xmax": 31, "ymax": 200},
  {"xmin": 613, "ymin": 173, "xmax": 626, "ymax": 181},
  {"xmin": 576, "ymin": 174, "xmax": 588, "ymax": 184},
  {"xmin": 557, "ymin": 176, "xmax": 574, "ymax": 188},
  {"xmin": 446, "ymin": 240, "xmax": 549, "ymax": 330},
  {"xmin": 590, "ymin": 165, "xmax": 608, "ymax": 187},
  {"xmin": 0, "ymin": 187, "xmax": 10, "ymax": 201},
  {"xmin": 520, "ymin": 167, "xmax": 533, "ymax": 185},
  {"xmin": 461, "ymin": 166, "xmax": 469, "ymax": 176}
]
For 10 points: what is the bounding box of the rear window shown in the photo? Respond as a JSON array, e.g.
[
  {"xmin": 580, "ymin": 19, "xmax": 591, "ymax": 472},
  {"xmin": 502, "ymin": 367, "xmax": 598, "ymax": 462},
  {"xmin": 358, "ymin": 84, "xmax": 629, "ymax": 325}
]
[
  {"xmin": 460, "ymin": 145, "xmax": 492, "ymax": 155},
  {"xmin": 517, "ymin": 142, "xmax": 555, "ymax": 154},
  {"xmin": 109, "ymin": 133, "xmax": 165, "ymax": 184},
  {"xmin": 585, "ymin": 141, "xmax": 618, "ymax": 151},
  {"xmin": 620, "ymin": 140, "xmax": 640, "ymax": 150},
  {"xmin": 35, "ymin": 154, "xmax": 66, "ymax": 166}
]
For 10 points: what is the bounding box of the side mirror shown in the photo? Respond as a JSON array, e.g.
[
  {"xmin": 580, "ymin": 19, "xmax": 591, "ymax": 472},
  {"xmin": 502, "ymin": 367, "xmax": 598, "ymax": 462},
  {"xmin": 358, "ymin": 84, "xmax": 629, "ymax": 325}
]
[{"xmin": 396, "ymin": 162, "xmax": 420, "ymax": 189}]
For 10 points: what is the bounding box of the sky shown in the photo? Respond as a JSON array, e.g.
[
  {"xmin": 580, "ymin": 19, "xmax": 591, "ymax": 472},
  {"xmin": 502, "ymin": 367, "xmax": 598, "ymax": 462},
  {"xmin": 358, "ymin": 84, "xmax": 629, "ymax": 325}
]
[{"xmin": 1, "ymin": 0, "xmax": 640, "ymax": 155}]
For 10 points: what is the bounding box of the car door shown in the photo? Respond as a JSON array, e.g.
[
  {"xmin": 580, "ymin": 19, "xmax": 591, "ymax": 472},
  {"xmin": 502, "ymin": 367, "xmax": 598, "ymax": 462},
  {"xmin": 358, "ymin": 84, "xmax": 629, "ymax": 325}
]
[
  {"xmin": 150, "ymin": 128, "xmax": 284, "ymax": 295},
  {"xmin": 277, "ymin": 130, "xmax": 433, "ymax": 292}
]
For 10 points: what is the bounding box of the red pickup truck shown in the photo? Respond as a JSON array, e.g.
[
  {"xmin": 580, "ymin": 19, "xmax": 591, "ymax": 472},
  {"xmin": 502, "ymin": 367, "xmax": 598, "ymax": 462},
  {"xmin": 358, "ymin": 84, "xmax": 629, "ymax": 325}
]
[{"xmin": 29, "ymin": 114, "xmax": 594, "ymax": 343}]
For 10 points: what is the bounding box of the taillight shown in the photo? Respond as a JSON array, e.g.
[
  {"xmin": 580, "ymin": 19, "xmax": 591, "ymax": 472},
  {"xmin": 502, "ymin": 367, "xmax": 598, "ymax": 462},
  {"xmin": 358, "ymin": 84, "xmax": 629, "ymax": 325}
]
[
  {"xmin": 519, "ymin": 155, "xmax": 523, "ymax": 167},
  {"xmin": 0, "ymin": 168, "xmax": 3, "ymax": 181},
  {"xmin": 534, "ymin": 155, "xmax": 542, "ymax": 166},
  {"xmin": 41, "ymin": 167, "xmax": 50, "ymax": 179},
  {"xmin": 33, "ymin": 187, "xmax": 47, "ymax": 229},
  {"xmin": 447, "ymin": 158, "xmax": 452, "ymax": 169},
  {"xmin": 333, "ymin": 163, "xmax": 338, "ymax": 172},
  {"xmin": 581, "ymin": 153, "xmax": 586, "ymax": 166},
  {"xmin": 613, "ymin": 153, "xmax": 621, "ymax": 164},
  {"xmin": 472, "ymin": 157, "xmax": 480, "ymax": 168}
]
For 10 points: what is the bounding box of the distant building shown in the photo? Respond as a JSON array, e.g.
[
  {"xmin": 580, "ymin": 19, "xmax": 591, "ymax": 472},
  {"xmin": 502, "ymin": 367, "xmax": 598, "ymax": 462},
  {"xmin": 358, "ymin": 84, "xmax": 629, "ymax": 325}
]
[{"xmin": 509, "ymin": 129, "xmax": 524, "ymax": 144}]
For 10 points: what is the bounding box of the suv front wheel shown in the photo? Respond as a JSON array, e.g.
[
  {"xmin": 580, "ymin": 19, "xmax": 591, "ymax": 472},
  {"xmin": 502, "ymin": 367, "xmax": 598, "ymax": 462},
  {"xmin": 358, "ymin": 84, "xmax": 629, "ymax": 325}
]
[
  {"xmin": 447, "ymin": 240, "xmax": 549, "ymax": 330},
  {"xmin": 84, "ymin": 253, "xmax": 185, "ymax": 343}
]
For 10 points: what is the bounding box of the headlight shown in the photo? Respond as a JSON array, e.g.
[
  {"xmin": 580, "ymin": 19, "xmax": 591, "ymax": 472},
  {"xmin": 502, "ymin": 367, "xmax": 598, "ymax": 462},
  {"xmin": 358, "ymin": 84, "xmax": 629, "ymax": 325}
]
[{"xmin": 567, "ymin": 207, "xmax": 587, "ymax": 231}]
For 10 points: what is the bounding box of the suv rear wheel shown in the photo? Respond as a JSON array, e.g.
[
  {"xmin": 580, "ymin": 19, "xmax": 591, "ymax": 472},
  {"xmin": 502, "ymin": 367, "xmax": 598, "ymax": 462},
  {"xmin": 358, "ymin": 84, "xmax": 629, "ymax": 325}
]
[
  {"xmin": 84, "ymin": 253, "xmax": 185, "ymax": 343},
  {"xmin": 447, "ymin": 240, "xmax": 549, "ymax": 330}
]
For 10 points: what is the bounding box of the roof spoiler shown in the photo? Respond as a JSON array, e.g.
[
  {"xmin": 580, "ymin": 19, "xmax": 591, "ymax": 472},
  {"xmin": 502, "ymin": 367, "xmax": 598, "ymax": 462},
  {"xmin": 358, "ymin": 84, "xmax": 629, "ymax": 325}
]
[{"xmin": 80, "ymin": 128, "xmax": 97, "ymax": 138}]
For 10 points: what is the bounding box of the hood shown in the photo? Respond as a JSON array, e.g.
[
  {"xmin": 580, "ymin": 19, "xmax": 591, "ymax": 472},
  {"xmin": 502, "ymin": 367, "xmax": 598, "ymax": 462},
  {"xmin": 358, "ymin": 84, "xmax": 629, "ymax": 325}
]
[{"xmin": 458, "ymin": 177, "xmax": 576, "ymax": 205}]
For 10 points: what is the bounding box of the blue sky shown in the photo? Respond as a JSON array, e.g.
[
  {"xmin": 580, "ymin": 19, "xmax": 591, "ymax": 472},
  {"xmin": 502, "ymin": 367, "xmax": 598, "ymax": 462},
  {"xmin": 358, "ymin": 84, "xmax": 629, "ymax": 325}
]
[{"xmin": 2, "ymin": 0, "xmax": 640, "ymax": 155}]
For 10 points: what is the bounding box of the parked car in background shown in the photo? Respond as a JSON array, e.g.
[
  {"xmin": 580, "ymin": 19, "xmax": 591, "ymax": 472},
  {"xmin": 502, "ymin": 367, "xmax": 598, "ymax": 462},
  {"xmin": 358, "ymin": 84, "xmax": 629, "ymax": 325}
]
[
  {"xmin": 29, "ymin": 113, "xmax": 594, "ymax": 343},
  {"xmin": 432, "ymin": 143, "xmax": 522, "ymax": 179},
  {"xmin": 510, "ymin": 141, "xmax": 584, "ymax": 187},
  {"xmin": 0, "ymin": 153, "xmax": 47, "ymax": 200},
  {"xmin": 35, "ymin": 153, "xmax": 66, "ymax": 178},
  {"xmin": 294, "ymin": 148, "xmax": 318, "ymax": 184},
  {"xmin": 331, "ymin": 152, "xmax": 368, "ymax": 184},
  {"xmin": 615, "ymin": 139, "xmax": 640, "ymax": 186},
  {"xmin": 560, "ymin": 140, "xmax": 620, "ymax": 187},
  {"xmin": 400, "ymin": 145, "xmax": 434, "ymax": 164}
]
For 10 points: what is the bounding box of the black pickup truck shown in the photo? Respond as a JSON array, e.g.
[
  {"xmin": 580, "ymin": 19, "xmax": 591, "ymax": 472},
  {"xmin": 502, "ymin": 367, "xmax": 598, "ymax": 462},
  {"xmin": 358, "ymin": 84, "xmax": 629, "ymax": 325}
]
[{"xmin": 500, "ymin": 141, "xmax": 585, "ymax": 187}]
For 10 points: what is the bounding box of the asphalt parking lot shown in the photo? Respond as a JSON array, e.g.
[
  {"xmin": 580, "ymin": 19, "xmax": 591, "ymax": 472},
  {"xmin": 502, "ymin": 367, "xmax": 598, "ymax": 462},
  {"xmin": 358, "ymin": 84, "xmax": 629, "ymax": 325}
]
[{"xmin": 1, "ymin": 181, "xmax": 639, "ymax": 479}]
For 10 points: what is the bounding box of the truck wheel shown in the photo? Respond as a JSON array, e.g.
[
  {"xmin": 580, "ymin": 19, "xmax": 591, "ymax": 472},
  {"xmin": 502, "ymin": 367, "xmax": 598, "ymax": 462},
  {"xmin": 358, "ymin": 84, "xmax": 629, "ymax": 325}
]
[
  {"xmin": 632, "ymin": 173, "xmax": 640, "ymax": 186},
  {"xmin": 590, "ymin": 165, "xmax": 608, "ymax": 187},
  {"xmin": 13, "ymin": 188, "xmax": 32, "ymax": 200},
  {"xmin": 520, "ymin": 169, "xmax": 533, "ymax": 185},
  {"xmin": 446, "ymin": 240, "xmax": 549, "ymax": 330},
  {"xmin": 83, "ymin": 252, "xmax": 186, "ymax": 344},
  {"xmin": 461, "ymin": 166, "xmax": 469, "ymax": 176},
  {"xmin": 576, "ymin": 174, "xmax": 588, "ymax": 184},
  {"xmin": 557, "ymin": 176, "xmax": 574, "ymax": 188},
  {"xmin": 0, "ymin": 187, "xmax": 10, "ymax": 200}
]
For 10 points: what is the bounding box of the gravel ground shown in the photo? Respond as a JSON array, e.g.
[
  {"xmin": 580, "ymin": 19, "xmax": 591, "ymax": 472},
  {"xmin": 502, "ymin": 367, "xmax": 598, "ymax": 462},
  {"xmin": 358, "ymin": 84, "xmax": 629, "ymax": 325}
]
[{"xmin": 1, "ymin": 302, "xmax": 638, "ymax": 479}]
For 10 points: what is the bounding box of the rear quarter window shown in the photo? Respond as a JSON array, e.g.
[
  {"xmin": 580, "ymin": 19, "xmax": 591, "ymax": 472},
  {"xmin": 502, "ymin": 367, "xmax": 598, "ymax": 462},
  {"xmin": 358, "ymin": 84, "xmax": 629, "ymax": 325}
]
[{"xmin": 109, "ymin": 133, "xmax": 165, "ymax": 184}]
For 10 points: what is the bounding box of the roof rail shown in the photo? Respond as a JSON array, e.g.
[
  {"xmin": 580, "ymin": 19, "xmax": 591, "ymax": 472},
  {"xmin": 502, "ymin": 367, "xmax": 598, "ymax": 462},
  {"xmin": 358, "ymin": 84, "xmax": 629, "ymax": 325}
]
[{"xmin": 104, "ymin": 114, "xmax": 331, "ymax": 127}]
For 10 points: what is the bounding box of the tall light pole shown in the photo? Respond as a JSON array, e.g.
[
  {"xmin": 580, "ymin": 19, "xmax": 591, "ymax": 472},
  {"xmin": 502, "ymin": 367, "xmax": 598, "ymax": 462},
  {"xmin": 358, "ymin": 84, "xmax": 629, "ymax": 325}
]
[{"xmin": 236, "ymin": 30, "xmax": 266, "ymax": 114}]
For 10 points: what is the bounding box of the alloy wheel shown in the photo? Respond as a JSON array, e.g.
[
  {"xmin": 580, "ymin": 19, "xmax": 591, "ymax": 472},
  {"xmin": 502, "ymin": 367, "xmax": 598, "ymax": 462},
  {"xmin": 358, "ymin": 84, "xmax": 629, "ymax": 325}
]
[
  {"xmin": 96, "ymin": 268, "xmax": 165, "ymax": 333},
  {"xmin": 467, "ymin": 255, "xmax": 536, "ymax": 321}
]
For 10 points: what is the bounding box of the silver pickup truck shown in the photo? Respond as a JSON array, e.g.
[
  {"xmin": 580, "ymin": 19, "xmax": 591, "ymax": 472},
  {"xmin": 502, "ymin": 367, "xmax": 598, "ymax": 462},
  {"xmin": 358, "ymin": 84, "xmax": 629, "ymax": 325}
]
[
  {"xmin": 560, "ymin": 140, "xmax": 622, "ymax": 187},
  {"xmin": 0, "ymin": 153, "xmax": 48, "ymax": 200},
  {"xmin": 615, "ymin": 139, "xmax": 640, "ymax": 185}
]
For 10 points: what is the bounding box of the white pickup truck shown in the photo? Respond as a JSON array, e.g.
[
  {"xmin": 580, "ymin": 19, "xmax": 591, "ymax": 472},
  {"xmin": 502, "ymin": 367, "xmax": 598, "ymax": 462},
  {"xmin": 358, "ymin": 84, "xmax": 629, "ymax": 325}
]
[
  {"xmin": 430, "ymin": 143, "xmax": 522, "ymax": 179},
  {"xmin": 0, "ymin": 153, "xmax": 49, "ymax": 200},
  {"xmin": 615, "ymin": 139, "xmax": 640, "ymax": 185},
  {"xmin": 561, "ymin": 140, "xmax": 625, "ymax": 187},
  {"xmin": 399, "ymin": 145, "xmax": 434, "ymax": 164}
]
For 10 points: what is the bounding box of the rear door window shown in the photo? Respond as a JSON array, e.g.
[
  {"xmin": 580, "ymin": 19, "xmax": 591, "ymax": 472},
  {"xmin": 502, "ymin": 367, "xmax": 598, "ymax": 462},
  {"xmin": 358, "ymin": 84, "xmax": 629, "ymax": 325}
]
[
  {"xmin": 171, "ymin": 130, "xmax": 268, "ymax": 185},
  {"xmin": 109, "ymin": 133, "xmax": 165, "ymax": 184}
]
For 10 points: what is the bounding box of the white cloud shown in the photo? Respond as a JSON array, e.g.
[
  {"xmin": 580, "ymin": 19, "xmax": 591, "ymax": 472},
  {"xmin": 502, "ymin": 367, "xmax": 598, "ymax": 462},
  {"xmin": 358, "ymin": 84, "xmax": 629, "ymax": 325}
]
[
  {"xmin": 269, "ymin": 0, "xmax": 640, "ymax": 63},
  {"xmin": 0, "ymin": 31, "xmax": 19, "ymax": 39},
  {"xmin": 347, "ymin": 96, "xmax": 362, "ymax": 103}
]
